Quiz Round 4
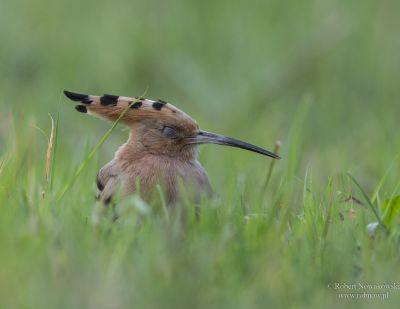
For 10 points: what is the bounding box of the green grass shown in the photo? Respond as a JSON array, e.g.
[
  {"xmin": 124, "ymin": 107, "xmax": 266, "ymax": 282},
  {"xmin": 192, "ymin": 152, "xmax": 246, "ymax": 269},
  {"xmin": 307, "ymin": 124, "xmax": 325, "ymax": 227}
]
[{"xmin": 1, "ymin": 0, "xmax": 400, "ymax": 308}]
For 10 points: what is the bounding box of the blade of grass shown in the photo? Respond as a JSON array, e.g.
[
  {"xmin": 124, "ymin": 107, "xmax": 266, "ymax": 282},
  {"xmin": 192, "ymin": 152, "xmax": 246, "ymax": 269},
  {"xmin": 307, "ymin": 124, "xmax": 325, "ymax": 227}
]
[
  {"xmin": 50, "ymin": 98, "xmax": 61, "ymax": 192},
  {"xmin": 156, "ymin": 184, "xmax": 169, "ymax": 221},
  {"xmin": 286, "ymin": 95, "xmax": 311, "ymax": 180},
  {"xmin": 43, "ymin": 114, "xmax": 55, "ymax": 198},
  {"xmin": 260, "ymin": 140, "xmax": 281, "ymax": 198},
  {"xmin": 347, "ymin": 172, "xmax": 385, "ymax": 229},
  {"xmin": 380, "ymin": 178, "xmax": 400, "ymax": 225},
  {"xmin": 56, "ymin": 91, "xmax": 147, "ymax": 201},
  {"xmin": 0, "ymin": 157, "xmax": 5, "ymax": 175},
  {"xmin": 371, "ymin": 155, "xmax": 399, "ymax": 203},
  {"xmin": 322, "ymin": 177, "xmax": 334, "ymax": 241}
]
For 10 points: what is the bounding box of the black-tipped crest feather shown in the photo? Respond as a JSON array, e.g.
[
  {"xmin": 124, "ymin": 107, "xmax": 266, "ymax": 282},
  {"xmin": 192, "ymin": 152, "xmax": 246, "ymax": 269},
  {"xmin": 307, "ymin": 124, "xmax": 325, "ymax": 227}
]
[
  {"xmin": 100, "ymin": 94, "xmax": 119, "ymax": 106},
  {"xmin": 75, "ymin": 105, "xmax": 87, "ymax": 113},
  {"xmin": 152, "ymin": 101, "xmax": 165, "ymax": 110},
  {"xmin": 64, "ymin": 90, "xmax": 92, "ymax": 104}
]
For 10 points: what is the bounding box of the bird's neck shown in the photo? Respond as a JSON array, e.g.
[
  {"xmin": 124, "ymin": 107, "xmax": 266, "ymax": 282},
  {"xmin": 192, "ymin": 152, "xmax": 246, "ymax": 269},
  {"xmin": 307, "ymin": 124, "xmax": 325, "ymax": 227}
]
[{"xmin": 113, "ymin": 133, "xmax": 209, "ymax": 203}]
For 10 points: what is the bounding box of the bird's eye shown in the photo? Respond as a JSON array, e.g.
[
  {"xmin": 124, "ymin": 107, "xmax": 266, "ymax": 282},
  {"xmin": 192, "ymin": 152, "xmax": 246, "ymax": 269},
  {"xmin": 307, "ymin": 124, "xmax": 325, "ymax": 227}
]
[{"xmin": 162, "ymin": 126, "xmax": 178, "ymax": 138}]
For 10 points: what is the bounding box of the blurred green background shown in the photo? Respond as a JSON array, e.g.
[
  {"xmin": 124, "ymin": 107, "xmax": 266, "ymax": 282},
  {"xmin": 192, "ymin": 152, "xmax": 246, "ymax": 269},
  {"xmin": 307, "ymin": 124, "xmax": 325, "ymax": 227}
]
[{"xmin": 1, "ymin": 0, "xmax": 400, "ymax": 308}]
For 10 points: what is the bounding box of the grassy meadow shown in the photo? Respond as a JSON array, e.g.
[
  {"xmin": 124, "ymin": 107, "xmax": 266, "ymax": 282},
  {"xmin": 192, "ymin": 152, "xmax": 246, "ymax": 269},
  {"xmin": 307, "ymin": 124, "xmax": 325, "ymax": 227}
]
[{"xmin": 1, "ymin": 0, "xmax": 400, "ymax": 308}]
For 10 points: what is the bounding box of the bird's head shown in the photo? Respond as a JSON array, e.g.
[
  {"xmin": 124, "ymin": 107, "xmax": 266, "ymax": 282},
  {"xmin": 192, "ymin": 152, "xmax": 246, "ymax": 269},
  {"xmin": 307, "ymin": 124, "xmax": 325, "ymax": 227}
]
[{"xmin": 64, "ymin": 91, "xmax": 280, "ymax": 159}]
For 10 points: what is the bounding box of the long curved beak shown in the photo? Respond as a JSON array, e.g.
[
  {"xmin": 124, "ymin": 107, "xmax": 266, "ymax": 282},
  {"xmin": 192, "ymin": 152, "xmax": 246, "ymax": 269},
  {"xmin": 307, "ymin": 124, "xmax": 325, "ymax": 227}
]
[{"xmin": 187, "ymin": 130, "xmax": 280, "ymax": 159}]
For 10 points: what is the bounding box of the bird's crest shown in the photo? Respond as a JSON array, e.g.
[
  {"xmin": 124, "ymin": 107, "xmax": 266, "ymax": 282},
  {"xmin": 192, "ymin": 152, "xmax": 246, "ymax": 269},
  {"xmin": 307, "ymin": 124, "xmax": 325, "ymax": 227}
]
[{"xmin": 64, "ymin": 90, "xmax": 199, "ymax": 133}]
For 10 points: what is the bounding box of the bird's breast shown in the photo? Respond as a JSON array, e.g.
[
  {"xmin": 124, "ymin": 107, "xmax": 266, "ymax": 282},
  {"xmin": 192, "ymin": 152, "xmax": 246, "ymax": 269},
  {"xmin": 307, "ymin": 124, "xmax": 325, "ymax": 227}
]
[{"xmin": 116, "ymin": 156, "xmax": 212, "ymax": 204}]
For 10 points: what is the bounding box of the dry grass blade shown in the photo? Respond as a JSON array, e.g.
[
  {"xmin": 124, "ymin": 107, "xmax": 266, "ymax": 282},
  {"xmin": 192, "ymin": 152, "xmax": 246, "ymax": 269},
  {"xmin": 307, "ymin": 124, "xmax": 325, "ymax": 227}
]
[
  {"xmin": 43, "ymin": 114, "xmax": 55, "ymax": 198},
  {"xmin": 260, "ymin": 140, "xmax": 281, "ymax": 198},
  {"xmin": 0, "ymin": 158, "xmax": 5, "ymax": 176}
]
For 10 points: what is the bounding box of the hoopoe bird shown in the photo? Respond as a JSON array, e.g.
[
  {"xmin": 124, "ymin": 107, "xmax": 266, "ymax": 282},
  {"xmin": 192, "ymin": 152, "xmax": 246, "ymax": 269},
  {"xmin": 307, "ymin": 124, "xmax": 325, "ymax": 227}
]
[{"xmin": 64, "ymin": 91, "xmax": 280, "ymax": 205}]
